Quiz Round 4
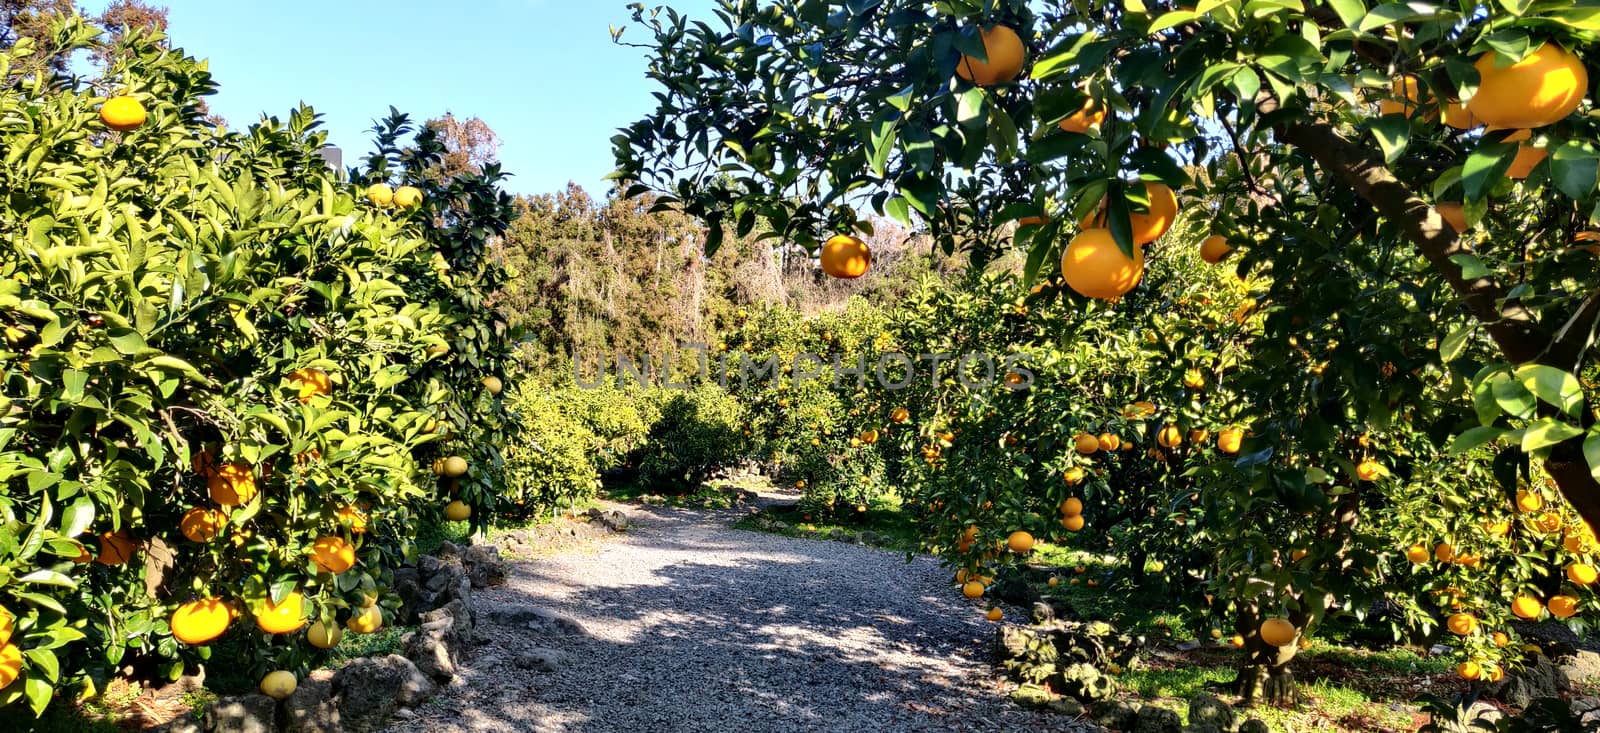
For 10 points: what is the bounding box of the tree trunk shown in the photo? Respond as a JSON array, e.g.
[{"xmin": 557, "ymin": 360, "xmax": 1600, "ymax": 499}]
[
  {"xmin": 1262, "ymin": 93, "xmax": 1600, "ymax": 533},
  {"xmin": 1234, "ymin": 651, "xmax": 1299, "ymax": 707}
]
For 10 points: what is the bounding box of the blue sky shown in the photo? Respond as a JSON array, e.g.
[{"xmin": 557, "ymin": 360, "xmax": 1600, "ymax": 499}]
[{"xmin": 89, "ymin": 0, "xmax": 719, "ymax": 197}]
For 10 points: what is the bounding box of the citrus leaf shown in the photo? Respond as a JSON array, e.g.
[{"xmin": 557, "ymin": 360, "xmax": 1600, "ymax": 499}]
[
  {"xmin": 1513, "ymin": 363, "xmax": 1584, "ymax": 419},
  {"xmin": 1521, "ymin": 417, "xmax": 1584, "ymax": 452}
]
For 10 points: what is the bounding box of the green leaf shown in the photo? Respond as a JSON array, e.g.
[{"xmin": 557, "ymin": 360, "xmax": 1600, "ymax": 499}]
[
  {"xmin": 1544, "ymin": 2, "xmax": 1600, "ymax": 31},
  {"xmin": 1492, "ymin": 373, "xmax": 1537, "ymax": 419},
  {"xmin": 1584, "ymin": 432, "xmax": 1600, "ymax": 482},
  {"xmin": 1551, "ymin": 140, "xmax": 1600, "ymax": 200},
  {"xmin": 1356, "ymin": 2, "xmax": 1447, "ymax": 32},
  {"xmin": 1514, "ymin": 364, "xmax": 1584, "ymax": 418},
  {"xmin": 1521, "ymin": 417, "xmax": 1584, "ymax": 452},
  {"xmin": 1449, "ymin": 253, "xmax": 1490, "ymax": 280},
  {"xmin": 1449, "ymin": 426, "xmax": 1504, "ymax": 454},
  {"xmin": 1439, "ymin": 327, "xmax": 1471, "ymax": 362},
  {"xmin": 1369, "ymin": 116, "xmax": 1410, "ymax": 164},
  {"xmin": 1147, "ymin": 9, "xmax": 1199, "ymax": 34},
  {"xmin": 1462, "ymin": 141, "xmax": 1515, "ymax": 201}
]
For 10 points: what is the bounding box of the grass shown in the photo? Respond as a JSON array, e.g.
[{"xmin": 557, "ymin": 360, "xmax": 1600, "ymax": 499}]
[
  {"xmin": 326, "ymin": 624, "xmax": 413, "ymax": 667},
  {"xmin": 735, "ymin": 490, "xmax": 922, "ymax": 552},
  {"xmin": 603, "ymin": 478, "xmax": 753, "ymax": 509}
]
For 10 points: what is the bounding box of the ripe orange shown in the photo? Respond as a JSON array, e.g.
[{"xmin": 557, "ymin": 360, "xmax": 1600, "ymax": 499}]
[
  {"xmin": 820, "ymin": 234, "xmax": 872, "ymax": 279},
  {"xmin": 1007, "ymin": 531, "xmax": 1034, "ymax": 554},
  {"xmin": 1485, "ymin": 665, "xmax": 1504, "ymax": 683},
  {"xmin": 1506, "ymin": 144, "xmax": 1547, "ymax": 180},
  {"xmin": 1199, "ymin": 235, "xmax": 1232, "ymax": 264},
  {"xmin": 255, "ymin": 592, "xmax": 307, "ymax": 635},
  {"xmin": 1187, "ymin": 428, "xmax": 1210, "ymax": 445},
  {"xmin": 1258, "ymin": 618, "xmax": 1297, "ymax": 647},
  {"xmin": 337, "ymin": 504, "xmax": 368, "ymax": 534},
  {"xmin": 1081, "ymin": 182, "xmax": 1180, "ymax": 245},
  {"xmin": 962, "ymin": 581, "xmax": 986, "ymax": 599},
  {"xmin": 955, "ymin": 26, "xmax": 1026, "ymax": 87},
  {"xmin": 1058, "ymin": 95, "xmax": 1106, "ymax": 134},
  {"xmin": 445, "ymin": 500, "xmax": 472, "ymax": 522},
  {"xmin": 99, "ymin": 95, "xmax": 147, "ymax": 131},
  {"xmin": 1435, "ymin": 203, "xmax": 1468, "ymax": 234},
  {"xmin": 442, "ymin": 456, "xmax": 469, "ymax": 477},
  {"xmin": 95, "ymin": 531, "xmax": 136, "ymax": 565},
  {"xmin": 289, "ymin": 367, "xmax": 331, "ymax": 403},
  {"xmin": 1229, "ymin": 635, "xmax": 1245, "ymax": 648},
  {"xmin": 1182, "ymin": 369, "xmax": 1205, "ymax": 390},
  {"xmin": 1355, "ymin": 459, "xmax": 1384, "ymax": 481},
  {"xmin": 1217, "ymin": 427, "xmax": 1243, "ymax": 455},
  {"xmin": 1483, "ymin": 520, "xmax": 1510, "ymax": 537},
  {"xmin": 261, "ymin": 670, "xmax": 297, "ymax": 700},
  {"xmin": 1290, "ymin": 549, "xmax": 1308, "ymax": 562},
  {"xmin": 1569, "ymin": 564, "xmax": 1599, "ymax": 586},
  {"xmin": 1536, "ymin": 512, "xmax": 1563, "ymax": 534},
  {"xmin": 1061, "ymin": 228, "xmax": 1145, "ymax": 300},
  {"xmin": 310, "ymin": 536, "xmax": 356, "ymax": 574},
  {"xmin": 0, "ymin": 607, "xmax": 10, "ymax": 648},
  {"xmin": 365, "ymin": 183, "xmax": 394, "ymax": 207},
  {"xmin": 1406, "ymin": 544, "xmax": 1430, "ymax": 564},
  {"xmin": 1549, "ymin": 595, "xmax": 1579, "ymax": 619},
  {"xmin": 346, "ymin": 604, "xmax": 384, "ymax": 634},
  {"xmin": 307, "ymin": 620, "xmax": 342, "ymax": 649},
  {"xmin": 1061, "ymin": 514, "xmax": 1086, "ymax": 532},
  {"xmin": 985, "ymin": 607, "xmax": 1003, "ymax": 622},
  {"xmin": 1442, "ymin": 101, "xmax": 1479, "ymax": 130},
  {"xmin": 393, "ymin": 186, "xmax": 424, "ymax": 209},
  {"xmin": 170, "ymin": 598, "xmax": 232, "ymax": 645},
  {"xmin": 860, "ymin": 429, "xmax": 880, "ymax": 444},
  {"xmin": 1516, "ymin": 490, "xmax": 1543, "ymax": 513},
  {"xmin": 1060, "ymin": 497, "xmax": 1084, "ymax": 516},
  {"xmin": 890, "ymin": 407, "xmax": 910, "ymax": 423},
  {"xmin": 1157, "ymin": 425, "xmax": 1182, "ymax": 449},
  {"xmin": 1074, "ymin": 433, "xmax": 1101, "ymax": 455},
  {"xmin": 1097, "ymin": 433, "xmax": 1121, "ymax": 451},
  {"xmin": 1378, "ymin": 75, "xmax": 1423, "ymax": 117},
  {"xmin": 1063, "ymin": 467, "xmax": 1085, "ymax": 485},
  {"xmin": 1467, "ymin": 43, "xmax": 1588, "ymax": 130},
  {"xmin": 0, "ymin": 643, "xmax": 20, "ymax": 690},
  {"xmin": 208, "ymin": 462, "xmax": 258, "ymax": 506},
  {"xmin": 1457, "ymin": 661, "xmax": 1481, "ymax": 680},
  {"xmin": 1512, "ymin": 595, "xmax": 1544, "ymax": 620},
  {"xmin": 180, "ymin": 507, "xmax": 226, "ymax": 543},
  {"xmin": 1434, "ymin": 542, "xmax": 1456, "ymax": 563},
  {"xmin": 957, "ymin": 526, "xmax": 979, "ymax": 552},
  {"xmin": 1445, "ymin": 612, "xmax": 1478, "ymax": 636},
  {"xmin": 1492, "ymin": 631, "xmax": 1509, "ymax": 647}
]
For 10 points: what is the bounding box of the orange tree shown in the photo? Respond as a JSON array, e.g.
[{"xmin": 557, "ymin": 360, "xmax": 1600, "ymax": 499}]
[
  {"xmin": 615, "ymin": 0, "xmax": 1600, "ymax": 700},
  {"xmin": 0, "ymin": 20, "xmax": 515, "ymax": 713}
]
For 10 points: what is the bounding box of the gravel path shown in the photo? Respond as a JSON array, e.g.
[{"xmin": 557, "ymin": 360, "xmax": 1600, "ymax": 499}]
[{"xmin": 385, "ymin": 493, "xmax": 1087, "ymax": 733}]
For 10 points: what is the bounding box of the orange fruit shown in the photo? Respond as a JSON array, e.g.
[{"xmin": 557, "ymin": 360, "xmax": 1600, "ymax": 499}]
[
  {"xmin": 957, "ymin": 526, "xmax": 979, "ymax": 552},
  {"xmin": 1081, "ymin": 182, "xmax": 1180, "ymax": 245},
  {"xmin": 1355, "ymin": 460, "xmax": 1384, "ymax": 481},
  {"xmin": 1199, "ymin": 235, "xmax": 1231, "ymax": 264},
  {"xmin": 1493, "ymin": 631, "xmax": 1509, "ymax": 647},
  {"xmin": 1512, "ymin": 595, "xmax": 1544, "ymax": 620},
  {"xmin": 1061, "ymin": 514, "xmax": 1086, "ymax": 532},
  {"xmin": 1229, "ymin": 635, "xmax": 1245, "ymax": 648},
  {"xmin": 346, "ymin": 604, "xmax": 384, "ymax": 634},
  {"xmin": 890, "ymin": 407, "xmax": 910, "ymax": 423},
  {"xmin": 1058, "ymin": 94, "xmax": 1106, "ymax": 134},
  {"xmin": 1182, "ymin": 369, "xmax": 1205, "ymax": 390},
  {"xmin": 336, "ymin": 505, "xmax": 368, "ymax": 534},
  {"xmin": 1485, "ymin": 665, "xmax": 1504, "ymax": 683},
  {"xmin": 0, "ymin": 643, "xmax": 20, "ymax": 690},
  {"xmin": 307, "ymin": 621, "xmax": 342, "ymax": 649},
  {"xmin": 208, "ymin": 462, "xmax": 258, "ymax": 506},
  {"xmin": 1217, "ymin": 427, "xmax": 1243, "ymax": 454},
  {"xmin": 1060, "ymin": 497, "xmax": 1084, "ymax": 516},
  {"xmin": 260, "ymin": 670, "xmax": 297, "ymax": 700},
  {"xmin": 95, "ymin": 531, "xmax": 135, "ymax": 565},
  {"xmin": 1549, "ymin": 595, "xmax": 1579, "ymax": 618},
  {"xmin": 393, "ymin": 186, "xmax": 424, "ymax": 209},
  {"xmin": 1406, "ymin": 544, "xmax": 1430, "ymax": 564},
  {"xmin": 1061, "ymin": 228, "xmax": 1145, "ymax": 300},
  {"xmin": 0, "ymin": 607, "xmax": 10, "ymax": 648},
  {"xmin": 365, "ymin": 183, "xmax": 394, "ymax": 207},
  {"xmin": 1435, "ymin": 203, "xmax": 1468, "ymax": 233},
  {"xmin": 1006, "ymin": 531, "xmax": 1034, "ymax": 554},
  {"xmin": 1467, "ymin": 43, "xmax": 1588, "ymax": 130},
  {"xmin": 99, "ymin": 95, "xmax": 147, "ymax": 131},
  {"xmin": 1536, "ymin": 512, "xmax": 1563, "ymax": 534},
  {"xmin": 1187, "ymin": 428, "xmax": 1210, "ymax": 445},
  {"xmin": 170, "ymin": 598, "xmax": 232, "ymax": 645},
  {"xmin": 961, "ymin": 581, "xmax": 986, "ymax": 599},
  {"xmin": 1483, "ymin": 520, "xmax": 1511, "ymax": 537},
  {"xmin": 1097, "ymin": 433, "xmax": 1121, "ymax": 451},
  {"xmin": 820, "ymin": 234, "xmax": 872, "ymax": 279},
  {"xmin": 955, "ymin": 25, "xmax": 1026, "ymax": 87},
  {"xmin": 309, "ymin": 536, "xmax": 356, "ymax": 574},
  {"xmin": 1378, "ymin": 75, "xmax": 1423, "ymax": 117},
  {"xmin": 179, "ymin": 508, "xmax": 226, "ymax": 543},
  {"xmin": 255, "ymin": 592, "xmax": 307, "ymax": 635},
  {"xmin": 1063, "ymin": 467, "xmax": 1086, "ymax": 485},
  {"xmin": 1258, "ymin": 618, "xmax": 1297, "ymax": 647},
  {"xmin": 1568, "ymin": 564, "xmax": 1598, "ymax": 585},
  {"xmin": 1458, "ymin": 661, "xmax": 1481, "ymax": 680},
  {"xmin": 1074, "ymin": 433, "xmax": 1101, "ymax": 455},
  {"xmin": 289, "ymin": 367, "xmax": 331, "ymax": 403},
  {"xmin": 1445, "ymin": 612, "xmax": 1478, "ymax": 636},
  {"xmin": 985, "ymin": 607, "xmax": 1003, "ymax": 622},
  {"xmin": 1435, "ymin": 543, "xmax": 1456, "ymax": 563},
  {"xmin": 1506, "ymin": 144, "xmax": 1547, "ymax": 180},
  {"xmin": 1290, "ymin": 549, "xmax": 1308, "ymax": 562},
  {"xmin": 445, "ymin": 500, "xmax": 472, "ymax": 522},
  {"xmin": 482, "ymin": 375, "xmax": 504, "ymax": 395},
  {"xmin": 1157, "ymin": 425, "xmax": 1182, "ymax": 449},
  {"xmin": 1516, "ymin": 490, "xmax": 1543, "ymax": 513},
  {"xmin": 860, "ymin": 429, "xmax": 880, "ymax": 444},
  {"xmin": 1442, "ymin": 101, "xmax": 1480, "ymax": 130},
  {"xmin": 442, "ymin": 456, "xmax": 469, "ymax": 477}
]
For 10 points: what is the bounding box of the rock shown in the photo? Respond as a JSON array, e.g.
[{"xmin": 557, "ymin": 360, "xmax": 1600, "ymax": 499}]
[
  {"xmin": 1464, "ymin": 701, "xmax": 1505, "ymax": 729},
  {"xmin": 392, "ymin": 566, "xmax": 422, "ymax": 625},
  {"xmin": 1487, "ymin": 652, "xmax": 1568, "ymax": 707},
  {"xmin": 332, "ymin": 654, "xmax": 438, "ymax": 733},
  {"xmin": 1238, "ymin": 720, "xmax": 1270, "ymax": 733},
  {"xmin": 586, "ymin": 508, "xmax": 630, "ymax": 532},
  {"xmin": 1056, "ymin": 661, "xmax": 1116, "ymax": 703},
  {"xmin": 202, "ymin": 694, "xmax": 277, "ymax": 733},
  {"xmin": 483, "ymin": 605, "xmax": 587, "ymax": 636},
  {"xmin": 514, "ymin": 648, "xmax": 565, "ymax": 672},
  {"xmin": 1572, "ymin": 696, "xmax": 1600, "ymax": 715},
  {"xmin": 419, "ymin": 561, "xmax": 471, "ymax": 611},
  {"xmin": 1427, "ymin": 644, "xmax": 1453, "ymax": 657},
  {"xmin": 857, "ymin": 531, "xmax": 878, "ymax": 545},
  {"xmin": 995, "ymin": 575, "xmax": 1042, "ymax": 607},
  {"xmin": 1175, "ymin": 641, "xmax": 1203, "ymax": 652},
  {"xmin": 148, "ymin": 716, "xmax": 204, "ymax": 733},
  {"xmin": 417, "ymin": 555, "xmax": 444, "ymax": 583},
  {"xmin": 461, "ymin": 544, "xmax": 507, "ymax": 588},
  {"xmin": 1048, "ymin": 697, "xmax": 1086, "ymax": 717},
  {"xmin": 1188, "ymin": 694, "xmax": 1236, "ymax": 731},
  {"xmin": 284, "ymin": 669, "xmax": 339, "ymax": 733},
  {"xmin": 421, "ymin": 599, "xmax": 475, "ymax": 654},
  {"xmin": 405, "ymin": 621, "xmax": 456, "ymax": 682},
  {"xmin": 1558, "ymin": 650, "xmax": 1600, "ymax": 687},
  {"xmin": 1094, "ymin": 700, "xmax": 1140, "ymax": 731},
  {"xmin": 1029, "ymin": 598, "xmax": 1076, "ymax": 625},
  {"xmin": 435, "ymin": 540, "xmax": 462, "ymax": 561},
  {"xmin": 1135, "ymin": 705, "xmax": 1183, "ymax": 733}
]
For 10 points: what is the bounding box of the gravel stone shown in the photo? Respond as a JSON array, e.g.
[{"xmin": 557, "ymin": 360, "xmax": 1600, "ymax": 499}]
[{"xmin": 382, "ymin": 494, "xmax": 1092, "ymax": 732}]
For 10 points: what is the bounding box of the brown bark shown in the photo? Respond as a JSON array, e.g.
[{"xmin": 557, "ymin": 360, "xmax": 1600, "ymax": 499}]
[{"xmin": 1258, "ymin": 94, "xmax": 1600, "ymax": 532}]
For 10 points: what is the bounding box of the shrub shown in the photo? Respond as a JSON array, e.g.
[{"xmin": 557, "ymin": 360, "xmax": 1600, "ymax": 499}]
[
  {"xmin": 502, "ymin": 384, "xmax": 602, "ymax": 517},
  {"xmin": 635, "ymin": 385, "xmax": 747, "ymax": 490}
]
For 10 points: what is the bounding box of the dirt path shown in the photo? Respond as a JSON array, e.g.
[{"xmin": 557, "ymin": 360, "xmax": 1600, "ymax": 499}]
[{"xmin": 384, "ymin": 493, "xmax": 1084, "ymax": 733}]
